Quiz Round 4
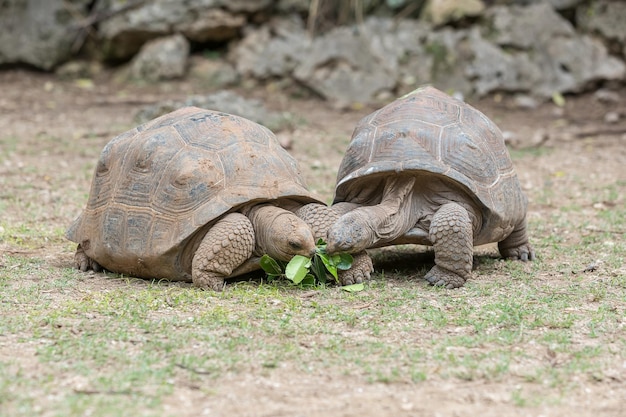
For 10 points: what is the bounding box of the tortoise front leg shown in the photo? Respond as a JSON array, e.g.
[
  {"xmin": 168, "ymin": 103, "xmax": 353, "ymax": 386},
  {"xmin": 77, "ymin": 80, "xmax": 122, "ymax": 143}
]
[
  {"xmin": 424, "ymin": 202, "xmax": 473, "ymax": 289},
  {"xmin": 498, "ymin": 218, "xmax": 535, "ymax": 262},
  {"xmin": 192, "ymin": 213, "xmax": 255, "ymax": 291}
]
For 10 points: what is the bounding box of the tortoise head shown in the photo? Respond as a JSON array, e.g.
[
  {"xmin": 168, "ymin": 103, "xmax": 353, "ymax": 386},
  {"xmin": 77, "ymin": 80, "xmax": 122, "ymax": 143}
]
[
  {"xmin": 269, "ymin": 211, "xmax": 317, "ymax": 261},
  {"xmin": 326, "ymin": 210, "xmax": 374, "ymax": 254},
  {"xmin": 249, "ymin": 204, "xmax": 316, "ymax": 261}
]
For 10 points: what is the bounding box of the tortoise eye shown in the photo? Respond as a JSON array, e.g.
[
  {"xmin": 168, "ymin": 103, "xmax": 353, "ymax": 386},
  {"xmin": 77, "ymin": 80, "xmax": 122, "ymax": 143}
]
[{"xmin": 288, "ymin": 241, "xmax": 302, "ymax": 250}]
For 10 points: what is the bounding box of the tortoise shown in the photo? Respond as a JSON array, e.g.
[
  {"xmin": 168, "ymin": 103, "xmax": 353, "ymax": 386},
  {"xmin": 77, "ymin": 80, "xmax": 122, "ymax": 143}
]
[
  {"xmin": 66, "ymin": 107, "xmax": 372, "ymax": 291},
  {"xmin": 325, "ymin": 86, "xmax": 535, "ymax": 288}
]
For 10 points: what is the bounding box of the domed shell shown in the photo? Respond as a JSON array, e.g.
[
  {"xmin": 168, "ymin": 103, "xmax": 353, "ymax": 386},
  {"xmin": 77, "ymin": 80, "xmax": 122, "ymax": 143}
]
[
  {"xmin": 333, "ymin": 86, "xmax": 527, "ymax": 243},
  {"xmin": 67, "ymin": 107, "xmax": 320, "ymax": 279}
]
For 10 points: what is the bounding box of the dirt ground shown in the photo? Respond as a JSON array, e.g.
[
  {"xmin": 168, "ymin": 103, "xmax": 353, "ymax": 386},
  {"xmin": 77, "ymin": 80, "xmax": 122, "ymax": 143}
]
[{"xmin": 1, "ymin": 67, "xmax": 625, "ymax": 416}]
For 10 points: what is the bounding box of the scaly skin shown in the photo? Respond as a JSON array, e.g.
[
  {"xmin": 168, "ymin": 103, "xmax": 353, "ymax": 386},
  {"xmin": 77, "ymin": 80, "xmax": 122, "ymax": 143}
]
[
  {"xmin": 192, "ymin": 213, "xmax": 255, "ymax": 291},
  {"xmin": 193, "ymin": 205, "xmax": 318, "ymax": 291},
  {"xmin": 246, "ymin": 205, "xmax": 317, "ymax": 261},
  {"xmin": 327, "ymin": 176, "xmax": 482, "ymax": 289},
  {"xmin": 424, "ymin": 203, "xmax": 473, "ymax": 289}
]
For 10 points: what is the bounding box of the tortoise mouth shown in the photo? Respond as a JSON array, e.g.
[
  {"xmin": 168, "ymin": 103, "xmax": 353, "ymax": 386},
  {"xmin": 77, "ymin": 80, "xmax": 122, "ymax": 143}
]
[{"xmin": 325, "ymin": 238, "xmax": 344, "ymax": 254}]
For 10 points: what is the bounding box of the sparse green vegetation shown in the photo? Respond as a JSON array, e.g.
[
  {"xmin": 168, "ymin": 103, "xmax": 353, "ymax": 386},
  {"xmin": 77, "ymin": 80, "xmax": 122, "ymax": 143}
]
[{"xmin": 261, "ymin": 239, "xmax": 358, "ymax": 290}]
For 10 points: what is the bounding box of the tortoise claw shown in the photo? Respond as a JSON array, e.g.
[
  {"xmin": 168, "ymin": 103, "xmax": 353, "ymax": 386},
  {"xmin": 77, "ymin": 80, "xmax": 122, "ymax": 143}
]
[
  {"xmin": 501, "ymin": 243, "xmax": 535, "ymax": 262},
  {"xmin": 424, "ymin": 265, "xmax": 466, "ymax": 289}
]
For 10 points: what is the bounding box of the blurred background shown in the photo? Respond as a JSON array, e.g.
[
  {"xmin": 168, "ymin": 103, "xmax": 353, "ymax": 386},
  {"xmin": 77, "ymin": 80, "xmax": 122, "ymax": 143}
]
[{"xmin": 1, "ymin": 0, "xmax": 624, "ymax": 110}]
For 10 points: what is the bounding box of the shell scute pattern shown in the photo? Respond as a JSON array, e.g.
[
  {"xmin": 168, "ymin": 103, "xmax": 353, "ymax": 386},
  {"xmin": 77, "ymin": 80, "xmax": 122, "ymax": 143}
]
[
  {"xmin": 458, "ymin": 106, "xmax": 513, "ymax": 172},
  {"xmin": 375, "ymin": 92, "xmax": 461, "ymax": 128},
  {"xmin": 334, "ymin": 86, "xmax": 527, "ymax": 244},
  {"xmin": 439, "ymin": 123, "xmax": 498, "ymax": 186}
]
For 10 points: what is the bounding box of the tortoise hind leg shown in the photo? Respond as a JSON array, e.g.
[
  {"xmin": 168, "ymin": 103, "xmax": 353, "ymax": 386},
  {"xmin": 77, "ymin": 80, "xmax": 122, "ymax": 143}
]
[
  {"xmin": 498, "ymin": 218, "xmax": 535, "ymax": 262},
  {"xmin": 74, "ymin": 244, "xmax": 103, "ymax": 272},
  {"xmin": 192, "ymin": 213, "xmax": 255, "ymax": 291},
  {"xmin": 424, "ymin": 202, "xmax": 473, "ymax": 289}
]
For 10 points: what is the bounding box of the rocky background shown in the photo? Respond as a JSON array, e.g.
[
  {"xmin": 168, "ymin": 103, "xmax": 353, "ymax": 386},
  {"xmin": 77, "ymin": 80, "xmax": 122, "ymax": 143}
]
[{"xmin": 1, "ymin": 0, "xmax": 625, "ymax": 108}]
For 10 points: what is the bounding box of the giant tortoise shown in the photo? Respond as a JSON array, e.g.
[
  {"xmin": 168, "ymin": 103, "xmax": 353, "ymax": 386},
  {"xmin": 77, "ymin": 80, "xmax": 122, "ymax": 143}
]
[{"xmin": 326, "ymin": 86, "xmax": 534, "ymax": 288}]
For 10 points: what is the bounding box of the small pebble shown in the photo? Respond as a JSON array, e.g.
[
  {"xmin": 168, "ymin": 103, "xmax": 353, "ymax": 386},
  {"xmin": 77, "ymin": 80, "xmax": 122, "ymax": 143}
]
[
  {"xmin": 594, "ymin": 88, "xmax": 621, "ymax": 104},
  {"xmin": 604, "ymin": 111, "xmax": 620, "ymax": 123},
  {"xmin": 513, "ymin": 94, "xmax": 538, "ymax": 109}
]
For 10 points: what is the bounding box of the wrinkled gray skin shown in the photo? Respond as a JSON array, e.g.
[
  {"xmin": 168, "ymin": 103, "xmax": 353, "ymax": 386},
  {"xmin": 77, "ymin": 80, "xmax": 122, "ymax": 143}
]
[{"xmin": 327, "ymin": 175, "xmax": 534, "ymax": 288}]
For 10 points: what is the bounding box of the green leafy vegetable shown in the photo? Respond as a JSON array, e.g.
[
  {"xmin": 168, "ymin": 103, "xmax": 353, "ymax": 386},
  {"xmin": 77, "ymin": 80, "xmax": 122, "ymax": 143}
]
[
  {"xmin": 285, "ymin": 255, "xmax": 311, "ymax": 284},
  {"xmin": 259, "ymin": 239, "xmax": 361, "ymax": 291},
  {"xmin": 310, "ymin": 254, "xmax": 328, "ymax": 284},
  {"xmin": 260, "ymin": 254, "xmax": 282, "ymax": 277},
  {"xmin": 341, "ymin": 283, "xmax": 364, "ymax": 293}
]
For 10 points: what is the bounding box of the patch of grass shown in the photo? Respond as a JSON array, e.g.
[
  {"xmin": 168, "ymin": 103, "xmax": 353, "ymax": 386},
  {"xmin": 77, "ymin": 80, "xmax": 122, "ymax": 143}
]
[
  {"xmin": 8, "ymin": 204, "xmax": 623, "ymax": 414},
  {"xmin": 2, "ymin": 99, "xmax": 626, "ymax": 416},
  {"xmin": 1, "ymin": 263, "xmax": 623, "ymax": 414}
]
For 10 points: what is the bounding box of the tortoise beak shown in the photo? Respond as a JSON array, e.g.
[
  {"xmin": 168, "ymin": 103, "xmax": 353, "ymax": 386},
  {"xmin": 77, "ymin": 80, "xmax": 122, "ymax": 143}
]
[{"xmin": 325, "ymin": 235, "xmax": 348, "ymax": 254}]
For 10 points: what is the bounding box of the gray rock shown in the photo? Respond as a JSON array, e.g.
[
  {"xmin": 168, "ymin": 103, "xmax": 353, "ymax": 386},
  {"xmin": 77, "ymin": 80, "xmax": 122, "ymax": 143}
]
[
  {"xmin": 464, "ymin": 28, "xmax": 539, "ymax": 96},
  {"xmin": 231, "ymin": 16, "xmax": 436, "ymax": 104},
  {"xmin": 416, "ymin": 27, "xmax": 539, "ymax": 98},
  {"xmin": 229, "ymin": 16, "xmax": 311, "ymax": 79},
  {"xmin": 55, "ymin": 60, "xmax": 104, "ymax": 80},
  {"xmin": 513, "ymin": 94, "xmax": 539, "ymax": 109},
  {"xmin": 276, "ymin": 0, "xmax": 309, "ymax": 13},
  {"xmin": 179, "ymin": 8, "xmax": 246, "ymax": 43},
  {"xmin": 577, "ymin": 0, "xmax": 626, "ymax": 57},
  {"xmin": 229, "ymin": 6, "xmax": 624, "ymax": 104},
  {"xmin": 130, "ymin": 34, "xmax": 190, "ymax": 81},
  {"xmin": 594, "ymin": 88, "xmax": 621, "ymax": 104},
  {"xmin": 479, "ymin": 3, "xmax": 626, "ymax": 97},
  {"xmin": 485, "ymin": 3, "xmax": 575, "ymax": 49},
  {"xmin": 536, "ymin": 35, "xmax": 625, "ymax": 96},
  {"xmin": 96, "ymin": 0, "xmax": 272, "ymax": 60},
  {"xmin": 364, "ymin": 18, "xmax": 432, "ymax": 84},
  {"xmin": 188, "ymin": 56, "xmax": 239, "ymax": 88},
  {"xmin": 544, "ymin": 0, "xmax": 585, "ymax": 9},
  {"xmin": 135, "ymin": 90, "xmax": 293, "ymax": 132},
  {"xmin": 499, "ymin": 0, "xmax": 586, "ymax": 9},
  {"xmin": 543, "ymin": 0, "xmax": 586, "ymax": 10},
  {"xmin": 293, "ymin": 20, "xmax": 398, "ymax": 105},
  {"xmin": 420, "ymin": 28, "xmax": 473, "ymax": 96},
  {"xmin": 0, "ymin": 0, "xmax": 91, "ymax": 70},
  {"xmin": 604, "ymin": 111, "xmax": 620, "ymax": 124}
]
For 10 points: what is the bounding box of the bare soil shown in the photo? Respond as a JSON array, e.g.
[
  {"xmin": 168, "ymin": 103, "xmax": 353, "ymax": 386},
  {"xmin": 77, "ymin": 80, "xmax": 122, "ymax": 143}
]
[{"xmin": 1, "ymin": 67, "xmax": 625, "ymax": 416}]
